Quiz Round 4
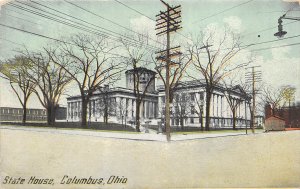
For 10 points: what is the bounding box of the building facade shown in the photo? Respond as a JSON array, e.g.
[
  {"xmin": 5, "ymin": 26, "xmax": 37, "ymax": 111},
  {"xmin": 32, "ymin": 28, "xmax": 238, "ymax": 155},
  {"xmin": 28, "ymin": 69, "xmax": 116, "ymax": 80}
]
[
  {"xmin": 0, "ymin": 107, "xmax": 47, "ymax": 122},
  {"xmin": 67, "ymin": 68, "xmax": 253, "ymax": 128},
  {"xmin": 67, "ymin": 68, "xmax": 159, "ymax": 125},
  {"xmin": 265, "ymin": 104, "xmax": 300, "ymax": 128},
  {"xmin": 157, "ymin": 80, "xmax": 252, "ymax": 128}
]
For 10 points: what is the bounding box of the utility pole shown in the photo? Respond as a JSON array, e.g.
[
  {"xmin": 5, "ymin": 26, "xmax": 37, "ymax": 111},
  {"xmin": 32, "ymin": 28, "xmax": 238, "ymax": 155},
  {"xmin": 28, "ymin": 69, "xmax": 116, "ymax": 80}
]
[
  {"xmin": 155, "ymin": 0, "xmax": 182, "ymax": 142},
  {"xmin": 245, "ymin": 66, "xmax": 262, "ymax": 134}
]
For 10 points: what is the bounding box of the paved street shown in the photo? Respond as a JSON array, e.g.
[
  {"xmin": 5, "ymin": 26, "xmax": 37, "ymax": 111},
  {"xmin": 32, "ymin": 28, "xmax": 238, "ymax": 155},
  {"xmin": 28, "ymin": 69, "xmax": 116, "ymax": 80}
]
[
  {"xmin": 0, "ymin": 125, "xmax": 263, "ymax": 142},
  {"xmin": 0, "ymin": 125, "xmax": 299, "ymax": 189}
]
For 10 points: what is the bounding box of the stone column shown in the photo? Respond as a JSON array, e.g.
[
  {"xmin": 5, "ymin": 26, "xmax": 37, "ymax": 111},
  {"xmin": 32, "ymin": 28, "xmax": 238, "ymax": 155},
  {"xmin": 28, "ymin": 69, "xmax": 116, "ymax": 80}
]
[
  {"xmin": 217, "ymin": 95, "xmax": 219, "ymax": 117},
  {"xmin": 221, "ymin": 96, "xmax": 223, "ymax": 118},
  {"xmin": 211, "ymin": 94, "xmax": 214, "ymax": 117}
]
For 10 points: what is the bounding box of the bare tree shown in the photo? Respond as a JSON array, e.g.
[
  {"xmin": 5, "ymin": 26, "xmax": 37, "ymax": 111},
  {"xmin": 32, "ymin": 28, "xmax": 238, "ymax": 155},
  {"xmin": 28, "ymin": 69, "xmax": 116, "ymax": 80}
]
[
  {"xmin": 97, "ymin": 86, "xmax": 116, "ymax": 124},
  {"xmin": 116, "ymin": 97, "xmax": 129, "ymax": 127},
  {"xmin": 51, "ymin": 34, "xmax": 123, "ymax": 128},
  {"xmin": 121, "ymin": 36, "xmax": 156, "ymax": 132},
  {"xmin": 193, "ymin": 92, "xmax": 205, "ymax": 131},
  {"xmin": 187, "ymin": 29, "xmax": 242, "ymax": 131},
  {"xmin": 261, "ymin": 84, "xmax": 285, "ymax": 115},
  {"xmin": 172, "ymin": 92, "xmax": 192, "ymax": 130},
  {"xmin": 24, "ymin": 49, "xmax": 72, "ymax": 126},
  {"xmin": 0, "ymin": 56, "xmax": 36, "ymax": 124},
  {"xmin": 154, "ymin": 48, "xmax": 192, "ymax": 140},
  {"xmin": 223, "ymin": 84, "xmax": 245, "ymax": 130}
]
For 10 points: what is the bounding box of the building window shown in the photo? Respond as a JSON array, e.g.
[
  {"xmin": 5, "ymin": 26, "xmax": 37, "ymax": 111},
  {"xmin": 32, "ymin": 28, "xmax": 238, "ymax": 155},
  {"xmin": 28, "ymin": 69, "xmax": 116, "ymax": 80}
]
[
  {"xmin": 182, "ymin": 107, "xmax": 185, "ymax": 115},
  {"xmin": 162, "ymin": 108, "xmax": 166, "ymax": 117},
  {"xmin": 93, "ymin": 100, "xmax": 95, "ymax": 115},
  {"xmin": 190, "ymin": 117, "xmax": 194, "ymax": 124},
  {"xmin": 162, "ymin": 96, "xmax": 165, "ymax": 103},
  {"xmin": 199, "ymin": 92, "xmax": 204, "ymax": 100},
  {"xmin": 191, "ymin": 106, "xmax": 195, "ymax": 114},
  {"xmin": 181, "ymin": 93, "xmax": 186, "ymax": 101},
  {"xmin": 175, "ymin": 94, "xmax": 179, "ymax": 102},
  {"xmin": 190, "ymin": 93, "xmax": 195, "ymax": 101}
]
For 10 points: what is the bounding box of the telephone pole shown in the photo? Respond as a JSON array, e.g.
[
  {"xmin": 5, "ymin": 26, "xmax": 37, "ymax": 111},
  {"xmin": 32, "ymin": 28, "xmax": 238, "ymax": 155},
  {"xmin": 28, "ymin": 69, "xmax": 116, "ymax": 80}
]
[
  {"xmin": 245, "ymin": 66, "xmax": 262, "ymax": 134},
  {"xmin": 155, "ymin": 0, "xmax": 182, "ymax": 142}
]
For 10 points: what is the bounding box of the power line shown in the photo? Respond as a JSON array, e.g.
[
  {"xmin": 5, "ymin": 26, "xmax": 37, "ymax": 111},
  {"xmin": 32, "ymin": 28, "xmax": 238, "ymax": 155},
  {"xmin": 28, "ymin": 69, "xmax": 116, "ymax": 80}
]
[
  {"xmin": 0, "ymin": 37, "xmax": 25, "ymax": 46},
  {"xmin": 242, "ymin": 34, "xmax": 300, "ymax": 48},
  {"xmin": 192, "ymin": 0, "xmax": 255, "ymax": 24},
  {"xmin": 9, "ymin": 1, "xmax": 158, "ymax": 51},
  {"xmin": 18, "ymin": 0, "xmax": 159, "ymax": 51},
  {"xmin": 2, "ymin": 13, "xmax": 37, "ymax": 25},
  {"xmin": 241, "ymin": 20, "xmax": 298, "ymax": 37},
  {"xmin": 113, "ymin": 0, "xmax": 191, "ymax": 42},
  {"xmin": 250, "ymin": 42, "xmax": 300, "ymax": 52},
  {"xmin": 63, "ymin": 0, "xmax": 164, "ymax": 46},
  {"xmin": 187, "ymin": 34, "xmax": 300, "ymax": 54},
  {"xmin": 0, "ymin": 23, "xmax": 153, "ymax": 64},
  {"xmin": 113, "ymin": 0, "xmax": 154, "ymax": 21}
]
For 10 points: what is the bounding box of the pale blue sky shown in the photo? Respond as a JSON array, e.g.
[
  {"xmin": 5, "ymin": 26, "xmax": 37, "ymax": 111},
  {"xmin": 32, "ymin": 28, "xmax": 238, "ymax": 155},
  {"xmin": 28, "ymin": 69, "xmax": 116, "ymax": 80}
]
[{"xmin": 0, "ymin": 0, "xmax": 299, "ymax": 108}]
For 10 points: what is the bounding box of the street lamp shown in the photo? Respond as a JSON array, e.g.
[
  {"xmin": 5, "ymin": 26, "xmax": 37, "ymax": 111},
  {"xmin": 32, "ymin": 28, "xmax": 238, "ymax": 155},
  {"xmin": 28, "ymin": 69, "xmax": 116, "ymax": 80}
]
[{"xmin": 274, "ymin": 14, "xmax": 300, "ymax": 38}]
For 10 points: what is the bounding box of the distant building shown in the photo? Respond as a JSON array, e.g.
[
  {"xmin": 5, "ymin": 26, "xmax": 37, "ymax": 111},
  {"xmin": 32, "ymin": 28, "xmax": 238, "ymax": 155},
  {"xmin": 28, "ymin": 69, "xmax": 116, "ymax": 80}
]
[
  {"xmin": 67, "ymin": 68, "xmax": 158, "ymax": 124},
  {"xmin": 255, "ymin": 115, "xmax": 264, "ymax": 128},
  {"xmin": 0, "ymin": 107, "xmax": 47, "ymax": 122},
  {"xmin": 55, "ymin": 106, "xmax": 67, "ymax": 120},
  {"xmin": 265, "ymin": 104, "xmax": 300, "ymax": 128},
  {"xmin": 265, "ymin": 116, "xmax": 285, "ymax": 131}
]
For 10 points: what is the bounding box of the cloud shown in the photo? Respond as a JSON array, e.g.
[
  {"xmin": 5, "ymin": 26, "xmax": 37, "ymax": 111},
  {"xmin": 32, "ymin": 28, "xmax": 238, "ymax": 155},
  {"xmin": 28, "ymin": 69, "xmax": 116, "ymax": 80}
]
[
  {"xmin": 261, "ymin": 45, "xmax": 300, "ymax": 101},
  {"xmin": 223, "ymin": 16, "xmax": 243, "ymax": 34},
  {"xmin": 130, "ymin": 16, "xmax": 156, "ymax": 39}
]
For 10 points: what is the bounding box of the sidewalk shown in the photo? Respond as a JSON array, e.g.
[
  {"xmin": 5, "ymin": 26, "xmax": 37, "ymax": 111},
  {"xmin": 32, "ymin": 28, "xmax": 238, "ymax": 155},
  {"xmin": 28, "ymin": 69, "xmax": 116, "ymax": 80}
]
[{"xmin": 0, "ymin": 125, "xmax": 263, "ymax": 142}]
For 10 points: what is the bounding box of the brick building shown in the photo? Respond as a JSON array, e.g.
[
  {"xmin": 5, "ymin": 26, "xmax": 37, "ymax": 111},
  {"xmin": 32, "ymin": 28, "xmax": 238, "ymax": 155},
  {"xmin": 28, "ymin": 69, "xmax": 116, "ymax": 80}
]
[
  {"xmin": 0, "ymin": 107, "xmax": 47, "ymax": 122},
  {"xmin": 265, "ymin": 104, "xmax": 300, "ymax": 128}
]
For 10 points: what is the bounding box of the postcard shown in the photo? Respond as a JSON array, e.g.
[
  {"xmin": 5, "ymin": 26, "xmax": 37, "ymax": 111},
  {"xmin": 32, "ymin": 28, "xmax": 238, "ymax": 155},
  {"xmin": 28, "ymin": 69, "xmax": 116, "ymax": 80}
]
[{"xmin": 0, "ymin": 0, "xmax": 299, "ymax": 188}]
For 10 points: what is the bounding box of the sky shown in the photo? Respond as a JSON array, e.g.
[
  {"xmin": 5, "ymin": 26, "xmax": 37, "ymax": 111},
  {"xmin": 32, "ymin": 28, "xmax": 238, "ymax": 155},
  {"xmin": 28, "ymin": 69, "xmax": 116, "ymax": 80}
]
[{"xmin": 0, "ymin": 0, "xmax": 300, "ymax": 109}]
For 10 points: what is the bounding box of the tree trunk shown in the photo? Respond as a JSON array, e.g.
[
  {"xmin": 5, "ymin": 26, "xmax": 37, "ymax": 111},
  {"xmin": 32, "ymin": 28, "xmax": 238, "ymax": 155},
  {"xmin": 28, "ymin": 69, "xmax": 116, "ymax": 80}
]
[
  {"xmin": 22, "ymin": 95, "xmax": 28, "ymax": 125},
  {"xmin": 232, "ymin": 110, "xmax": 236, "ymax": 130},
  {"xmin": 180, "ymin": 116, "xmax": 184, "ymax": 130},
  {"xmin": 103, "ymin": 106, "xmax": 108, "ymax": 124},
  {"xmin": 199, "ymin": 114, "xmax": 203, "ymax": 131},
  {"xmin": 81, "ymin": 98, "xmax": 88, "ymax": 128},
  {"xmin": 135, "ymin": 101, "xmax": 141, "ymax": 132},
  {"xmin": 205, "ymin": 91, "xmax": 212, "ymax": 131},
  {"xmin": 46, "ymin": 104, "xmax": 56, "ymax": 126},
  {"xmin": 51, "ymin": 104, "xmax": 57, "ymax": 126},
  {"xmin": 46, "ymin": 105, "xmax": 52, "ymax": 125},
  {"xmin": 22, "ymin": 103, "xmax": 27, "ymax": 125}
]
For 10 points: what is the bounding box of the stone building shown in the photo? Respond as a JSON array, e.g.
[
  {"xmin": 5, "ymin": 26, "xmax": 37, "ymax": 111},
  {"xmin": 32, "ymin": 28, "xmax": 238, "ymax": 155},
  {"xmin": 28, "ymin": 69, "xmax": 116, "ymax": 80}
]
[
  {"xmin": 67, "ymin": 68, "xmax": 253, "ymax": 128},
  {"xmin": 157, "ymin": 80, "xmax": 252, "ymax": 128},
  {"xmin": 67, "ymin": 68, "xmax": 158, "ymax": 124}
]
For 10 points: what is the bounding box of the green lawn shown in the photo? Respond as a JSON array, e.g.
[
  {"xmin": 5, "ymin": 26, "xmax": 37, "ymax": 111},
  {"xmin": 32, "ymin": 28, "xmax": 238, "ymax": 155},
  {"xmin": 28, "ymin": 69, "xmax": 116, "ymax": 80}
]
[
  {"xmin": 173, "ymin": 129, "xmax": 264, "ymax": 135},
  {"xmin": 0, "ymin": 123, "xmax": 140, "ymax": 134}
]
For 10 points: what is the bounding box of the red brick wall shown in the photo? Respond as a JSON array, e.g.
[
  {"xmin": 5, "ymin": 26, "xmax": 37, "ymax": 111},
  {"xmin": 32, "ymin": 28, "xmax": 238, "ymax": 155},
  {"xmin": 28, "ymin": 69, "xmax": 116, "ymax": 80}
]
[{"xmin": 265, "ymin": 104, "xmax": 300, "ymax": 128}]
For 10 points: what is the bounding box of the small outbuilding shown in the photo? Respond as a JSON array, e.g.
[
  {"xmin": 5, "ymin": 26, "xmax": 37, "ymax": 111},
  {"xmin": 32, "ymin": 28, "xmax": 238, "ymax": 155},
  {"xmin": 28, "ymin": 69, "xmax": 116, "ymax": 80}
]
[{"xmin": 264, "ymin": 116, "xmax": 286, "ymax": 132}]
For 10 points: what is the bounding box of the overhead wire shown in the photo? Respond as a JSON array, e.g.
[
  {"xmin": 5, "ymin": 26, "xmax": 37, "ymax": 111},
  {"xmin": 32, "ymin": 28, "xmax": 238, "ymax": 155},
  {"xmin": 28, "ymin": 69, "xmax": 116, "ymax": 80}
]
[
  {"xmin": 113, "ymin": 0, "xmax": 192, "ymax": 43},
  {"xmin": 9, "ymin": 1, "xmax": 159, "ymax": 51},
  {"xmin": 0, "ymin": 23, "xmax": 153, "ymax": 64},
  {"xmin": 62, "ymin": 0, "xmax": 164, "ymax": 46},
  {"xmin": 250, "ymin": 42, "xmax": 300, "ymax": 52},
  {"xmin": 113, "ymin": 0, "xmax": 153, "ymax": 21},
  {"xmin": 1, "ymin": 13, "xmax": 37, "ymax": 25},
  {"xmin": 192, "ymin": 0, "xmax": 255, "ymax": 24},
  {"xmin": 2, "ymin": 1, "xmax": 299, "ymax": 57}
]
